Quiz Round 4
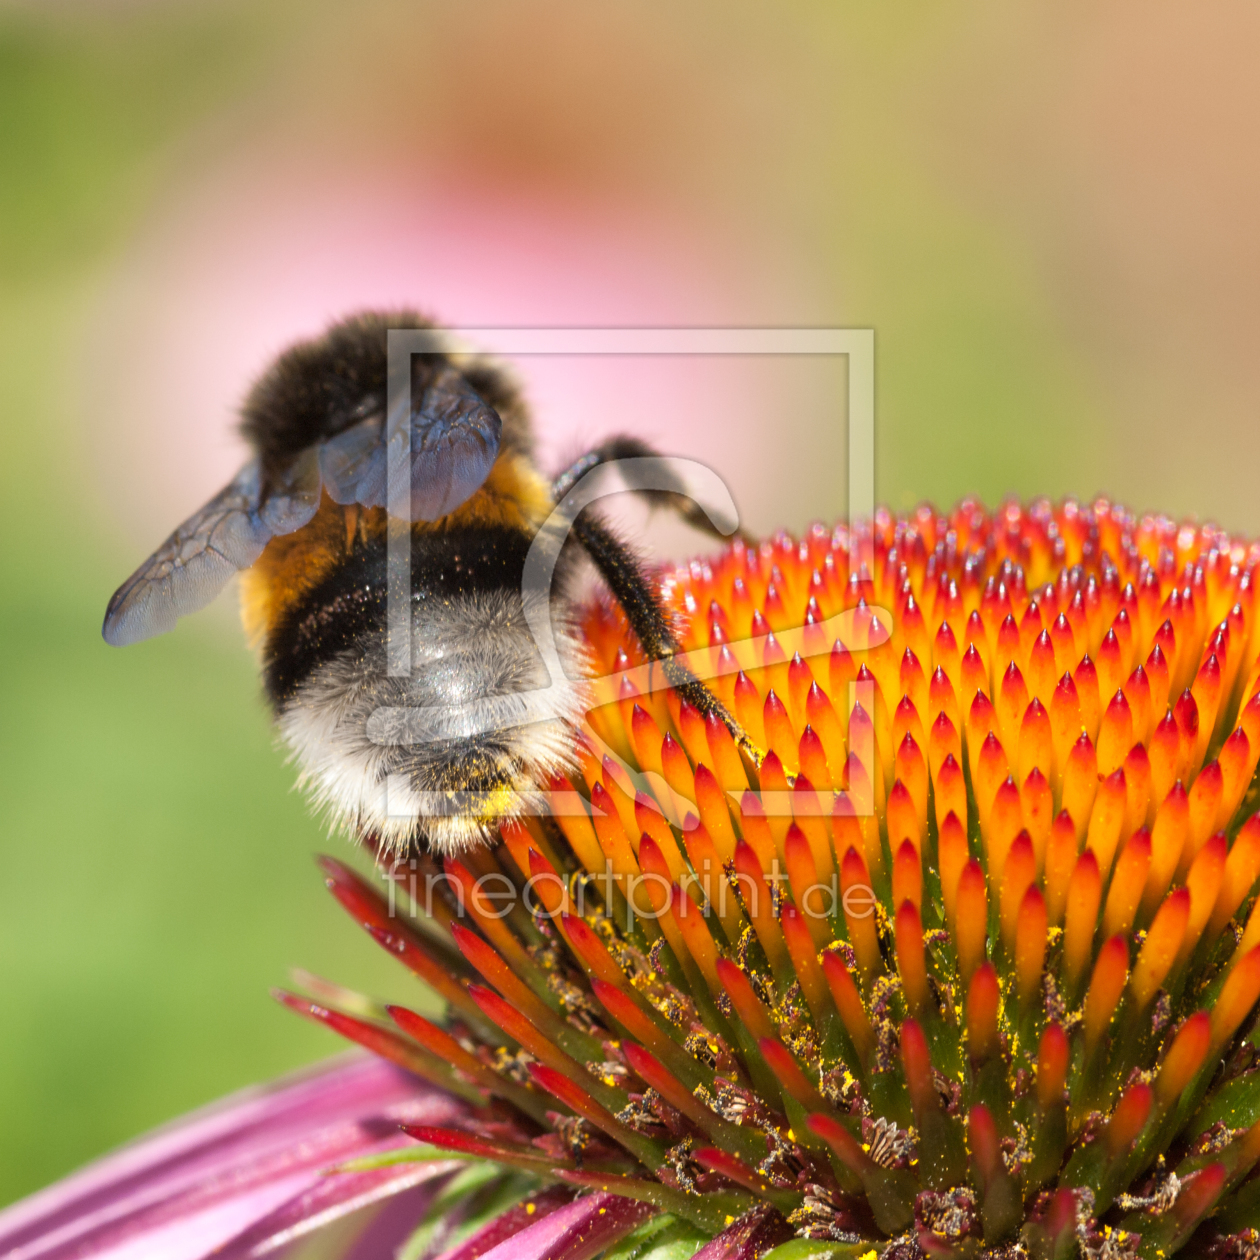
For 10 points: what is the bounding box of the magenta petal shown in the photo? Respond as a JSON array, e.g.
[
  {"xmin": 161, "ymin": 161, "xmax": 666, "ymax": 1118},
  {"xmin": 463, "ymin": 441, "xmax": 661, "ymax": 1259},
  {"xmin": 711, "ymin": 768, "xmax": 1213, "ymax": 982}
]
[
  {"xmin": 0, "ymin": 1053, "xmax": 468, "ymax": 1260},
  {"xmin": 210, "ymin": 1163, "xmax": 458, "ymax": 1259},
  {"xmin": 433, "ymin": 1186, "xmax": 575, "ymax": 1260},
  {"xmin": 690, "ymin": 1204, "xmax": 793, "ymax": 1260},
  {"xmin": 470, "ymin": 1192, "xmax": 655, "ymax": 1260}
]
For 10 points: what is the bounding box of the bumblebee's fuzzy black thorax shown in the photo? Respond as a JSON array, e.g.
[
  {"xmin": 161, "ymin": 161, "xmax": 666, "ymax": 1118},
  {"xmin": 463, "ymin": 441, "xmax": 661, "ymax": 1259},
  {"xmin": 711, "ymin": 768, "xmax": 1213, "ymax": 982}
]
[{"xmin": 239, "ymin": 311, "xmax": 534, "ymax": 486}]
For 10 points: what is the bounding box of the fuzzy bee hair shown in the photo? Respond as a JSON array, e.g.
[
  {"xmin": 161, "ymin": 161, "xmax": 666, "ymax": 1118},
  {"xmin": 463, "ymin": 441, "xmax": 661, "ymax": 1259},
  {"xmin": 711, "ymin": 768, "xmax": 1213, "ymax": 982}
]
[
  {"xmin": 235, "ymin": 311, "xmax": 592, "ymax": 855},
  {"xmin": 276, "ymin": 586, "xmax": 590, "ymax": 855},
  {"xmin": 104, "ymin": 310, "xmax": 750, "ymax": 856},
  {"xmin": 239, "ymin": 310, "xmax": 537, "ymax": 481}
]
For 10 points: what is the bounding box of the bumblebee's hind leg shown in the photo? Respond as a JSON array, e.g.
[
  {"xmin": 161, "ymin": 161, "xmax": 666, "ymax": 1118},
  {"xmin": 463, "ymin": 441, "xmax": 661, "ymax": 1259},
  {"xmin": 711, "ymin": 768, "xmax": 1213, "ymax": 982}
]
[{"xmin": 552, "ymin": 440, "xmax": 761, "ymax": 767}]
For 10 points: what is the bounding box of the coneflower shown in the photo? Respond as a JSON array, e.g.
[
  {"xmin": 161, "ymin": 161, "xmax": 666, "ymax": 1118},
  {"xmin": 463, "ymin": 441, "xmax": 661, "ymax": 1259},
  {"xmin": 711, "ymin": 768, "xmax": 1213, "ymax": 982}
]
[
  {"xmin": 277, "ymin": 497, "xmax": 1260, "ymax": 1259},
  {"xmin": 13, "ymin": 497, "xmax": 1260, "ymax": 1260}
]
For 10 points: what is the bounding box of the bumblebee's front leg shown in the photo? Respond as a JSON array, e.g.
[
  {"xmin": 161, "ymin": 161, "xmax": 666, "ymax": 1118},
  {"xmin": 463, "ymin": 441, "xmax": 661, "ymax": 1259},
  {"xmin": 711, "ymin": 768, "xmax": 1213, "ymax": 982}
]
[
  {"xmin": 551, "ymin": 435, "xmax": 753, "ymax": 545},
  {"xmin": 551, "ymin": 440, "xmax": 762, "ymax": 768}
]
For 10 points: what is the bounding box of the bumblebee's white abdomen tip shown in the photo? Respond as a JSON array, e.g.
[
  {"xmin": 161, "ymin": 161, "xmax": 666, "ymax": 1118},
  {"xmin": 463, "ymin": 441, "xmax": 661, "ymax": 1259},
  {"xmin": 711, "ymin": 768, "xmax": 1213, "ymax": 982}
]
[{"xmin": 275, "ymin": 588, "xmax": 589, "ymax": 855}]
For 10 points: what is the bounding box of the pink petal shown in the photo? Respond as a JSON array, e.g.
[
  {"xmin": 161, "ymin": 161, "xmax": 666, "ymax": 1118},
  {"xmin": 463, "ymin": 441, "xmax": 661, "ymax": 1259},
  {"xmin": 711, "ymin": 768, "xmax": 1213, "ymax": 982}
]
[
  {"xmin": 211, "ymin": 1164, "xmax": 457, "ymax": 1259},
  {"xmin": 471, "ymin": 1192, "xmax": 655, "ymax": 1260},
  {"xmin": 0, "ymin": 1053, "xmax": 468, "ymax": 1260},
  {"xmin": 434, "ymin": 1186, "xmax": 575, "ymax": 1260}
]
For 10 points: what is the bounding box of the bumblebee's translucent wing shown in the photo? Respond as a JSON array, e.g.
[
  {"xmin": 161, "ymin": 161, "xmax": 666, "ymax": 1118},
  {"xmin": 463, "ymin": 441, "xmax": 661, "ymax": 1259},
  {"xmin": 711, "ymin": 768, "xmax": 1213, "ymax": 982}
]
[
  {"xmin": 103, "ymin": 363, "xmax": 499, "ymax": 645},
  {"xmin": 319, "ymin": 368, "xmax": 501, "ymax": 521},
  {"xmin": 259, "ymin": 447, "xmax": 323, "ymax": 534},
  {"xmin": 319, "ymin": 416, "xmax": 385, "ymax": 508},
  {"xmin": 102, "ymin": 450, "xmax": 320, "ymax": 646},
  {"xmin": 408, "ymin": 365, "xmax": 502, "ymax": 521}
]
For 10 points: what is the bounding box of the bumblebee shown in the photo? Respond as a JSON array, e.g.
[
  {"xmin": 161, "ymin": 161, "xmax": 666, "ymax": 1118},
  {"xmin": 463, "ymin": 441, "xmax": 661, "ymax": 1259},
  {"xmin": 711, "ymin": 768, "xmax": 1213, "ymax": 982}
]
[{"xmin": 103, "ymin": 312, "xmax": 750, "ymax": 854}]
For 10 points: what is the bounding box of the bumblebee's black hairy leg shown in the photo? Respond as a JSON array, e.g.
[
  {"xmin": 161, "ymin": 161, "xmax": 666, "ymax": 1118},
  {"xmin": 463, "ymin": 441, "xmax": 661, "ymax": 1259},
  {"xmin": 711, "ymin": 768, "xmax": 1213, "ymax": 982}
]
[
  {"xmin": 571, "ymin": 512, "xmax": 761, "ymax": 766},
  {"xmin": 551, "ymin": 435, "xmax": 755, "ymax": 545},
  {"xmin": 553, "ymin": 442, "xmax": 762, "ymax": 767}
]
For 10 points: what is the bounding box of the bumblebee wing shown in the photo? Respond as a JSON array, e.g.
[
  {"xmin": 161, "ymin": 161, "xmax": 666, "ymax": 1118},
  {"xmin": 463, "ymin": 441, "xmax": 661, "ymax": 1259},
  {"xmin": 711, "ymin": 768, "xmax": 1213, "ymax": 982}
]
[
  {"xmin": 318, "ymin": 415, "xmax": 386, "ymax": 507},
  {"xmin": 407, "ymin": 365, "xmax": 502, "ymax": 521},
  {"xmin": 318, "ymin": 369, "xmax": 501, "ymax": 520},
  {"xmin": 102, "ymin": 450, "xmax": 320, "ymax": 646},
  {"xmin": 315, "ymin": 369, "xmax": 500, "ymax": 521}
]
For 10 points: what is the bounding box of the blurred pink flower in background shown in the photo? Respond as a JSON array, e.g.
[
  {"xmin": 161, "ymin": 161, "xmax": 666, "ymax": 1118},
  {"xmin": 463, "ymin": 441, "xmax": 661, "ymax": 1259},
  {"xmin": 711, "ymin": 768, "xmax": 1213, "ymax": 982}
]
[{"xmin": 87, "ymin": 155, "xmax": 836, "ymax": 579}]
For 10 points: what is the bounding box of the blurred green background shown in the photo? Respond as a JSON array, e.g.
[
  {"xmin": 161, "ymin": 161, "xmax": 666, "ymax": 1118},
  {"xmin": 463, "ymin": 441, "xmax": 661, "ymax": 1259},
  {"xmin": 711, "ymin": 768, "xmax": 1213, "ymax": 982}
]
[{"xmin": 4, "ymin": 0, "xmax": 1260, "ymax": 1208}]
